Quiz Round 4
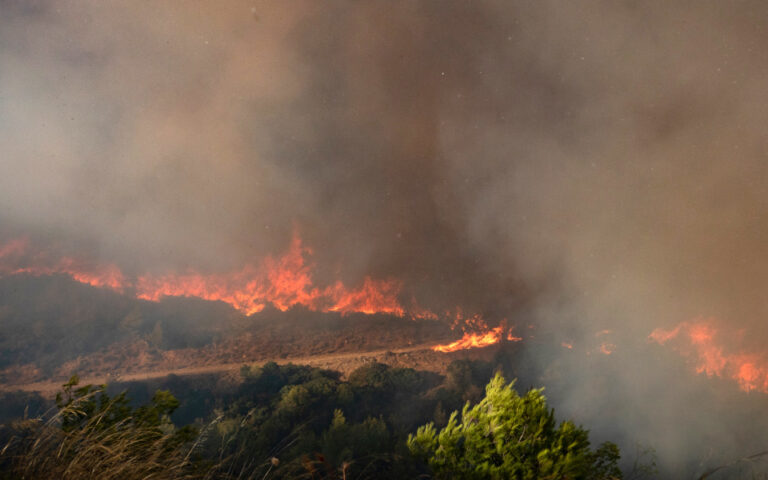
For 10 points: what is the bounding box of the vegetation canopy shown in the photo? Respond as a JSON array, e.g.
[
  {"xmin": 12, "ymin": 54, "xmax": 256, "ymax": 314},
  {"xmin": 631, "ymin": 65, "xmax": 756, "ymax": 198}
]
[
  {"xmin": 1, "ymin": 363, "xmax": 627, "ymax": 479},
  {"xmin": 407, "ymin": 372, "xmax": 622, "ymax": 480}
]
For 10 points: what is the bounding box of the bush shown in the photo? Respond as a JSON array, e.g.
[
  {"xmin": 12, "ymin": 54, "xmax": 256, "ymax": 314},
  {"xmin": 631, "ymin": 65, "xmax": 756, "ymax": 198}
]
[{"xmin": 408, "ymin": 372, "xmax": 622, "ymax": 480}]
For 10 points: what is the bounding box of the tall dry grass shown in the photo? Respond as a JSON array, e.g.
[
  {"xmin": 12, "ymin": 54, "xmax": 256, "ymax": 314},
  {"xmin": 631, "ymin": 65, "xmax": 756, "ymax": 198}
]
[
  {"xmin": 0, "ymin": 382, "xmax": 279, "ymax": 480},
  {"xmin": 0, "ymin": 386, "xmax": 198, "ymax": 479}
]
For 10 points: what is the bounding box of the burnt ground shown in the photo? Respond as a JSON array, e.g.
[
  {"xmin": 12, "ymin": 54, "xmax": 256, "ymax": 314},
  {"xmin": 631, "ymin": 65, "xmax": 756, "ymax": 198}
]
[{"xmin": 0, "ymin": 275, "xmax": 516, "ymax": 392}]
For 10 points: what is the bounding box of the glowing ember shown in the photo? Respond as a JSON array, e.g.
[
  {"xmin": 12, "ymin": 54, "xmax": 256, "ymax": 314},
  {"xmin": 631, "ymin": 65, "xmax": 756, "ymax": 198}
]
[
  {"xmin": 650, "ymin": 318, "xmax": 768, "ymax": 392},
  {"xmin": 599, "ymin": 343, "xmax": 615, "ymax": 355},
  {"xmin": 407, "ymin": 301, "xmax": 439, "ymax": 320},
  {"xmin": 507, "ymin": 332, "xmax": 523, "ymax": 342}
]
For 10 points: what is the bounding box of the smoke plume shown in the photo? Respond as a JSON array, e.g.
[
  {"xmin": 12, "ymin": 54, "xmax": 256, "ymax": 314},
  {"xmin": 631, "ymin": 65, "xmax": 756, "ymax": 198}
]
[{"xmin": 3, "ymin": 0, "xmax": 768, "ymax": 474}]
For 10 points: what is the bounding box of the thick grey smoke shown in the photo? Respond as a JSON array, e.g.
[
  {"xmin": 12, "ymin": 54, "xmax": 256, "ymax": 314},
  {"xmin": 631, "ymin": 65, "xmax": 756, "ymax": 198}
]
[{"xmin": 3, "ymin": 0, "xmax": 768, "ymax": 474}]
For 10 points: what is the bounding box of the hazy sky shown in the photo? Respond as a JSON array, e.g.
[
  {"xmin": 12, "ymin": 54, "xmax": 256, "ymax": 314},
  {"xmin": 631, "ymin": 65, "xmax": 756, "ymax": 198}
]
[
  {"xmin": 4, "ymin": 1, "xmax": 768, "ymax": 473},
  {"xmin": 4, "ymin": 0, "xmax": 768, "ymax": 327}
]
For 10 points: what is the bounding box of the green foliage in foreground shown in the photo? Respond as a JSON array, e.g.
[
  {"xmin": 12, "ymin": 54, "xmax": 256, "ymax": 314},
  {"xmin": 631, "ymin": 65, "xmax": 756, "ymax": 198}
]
[
  {"xmin": 1, "ymin": 363, "xmax": 626, "ymax": 479},
  {"xmin": 408, "ymin": 373, "xmax": 622, "ymax": 480}
]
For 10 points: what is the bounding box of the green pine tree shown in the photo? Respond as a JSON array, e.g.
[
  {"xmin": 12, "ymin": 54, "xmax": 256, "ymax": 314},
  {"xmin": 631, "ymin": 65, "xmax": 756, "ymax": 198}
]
[{"xmin": 408, "ymin": 372, "xmax": 622, "ymax": 480}]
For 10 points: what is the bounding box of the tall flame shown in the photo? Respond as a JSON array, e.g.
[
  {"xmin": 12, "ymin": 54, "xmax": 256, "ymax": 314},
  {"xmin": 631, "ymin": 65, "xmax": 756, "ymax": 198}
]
[
  {"xmin": 0, "ymin": 235, "xmax": 436, "ymax": 319},
  {"xmin": 135, "ymin": 235, "xmax": 418, "ymax": 317},
  {"xmin": 324, "ymin": 278, "xmax": 405, "ymax": 316},
  {"xmin": 650, "ymin": 318, "xmax": 768, "ymax": 392}
]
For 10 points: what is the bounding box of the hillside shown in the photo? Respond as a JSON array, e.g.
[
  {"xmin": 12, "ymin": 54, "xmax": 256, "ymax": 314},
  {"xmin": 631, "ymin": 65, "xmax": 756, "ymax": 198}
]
[{"xmin": 0, "ymin": 275, "xmax": 468, "ymax": 388}]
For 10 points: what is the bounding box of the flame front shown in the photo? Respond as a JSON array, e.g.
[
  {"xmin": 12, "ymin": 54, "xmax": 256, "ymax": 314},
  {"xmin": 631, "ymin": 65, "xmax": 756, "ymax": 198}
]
[
  {"xmin": 650, "ymin": 318, "xmax": 768, "ymax": 392},
  {"xmin": 432, "ymin": 315, "xmax": 523, "ymax": 353},
  {"xmin": 432, "ymin": 326, "xmax": 505, "ymax": 352},
  {"xmin": 0, "ymin": 235, "xmax": 436, "ymax": 319},
  {"xmin": 135, "ymin": 234, "xmax": 426, "ymax": 317},
  {"xmin": 134, "ymin": 234, "xmax": 318, "ymax": 315},
  {"xmin": 0, "ymin": 239, "xmax": 126, "ymax": 291}
]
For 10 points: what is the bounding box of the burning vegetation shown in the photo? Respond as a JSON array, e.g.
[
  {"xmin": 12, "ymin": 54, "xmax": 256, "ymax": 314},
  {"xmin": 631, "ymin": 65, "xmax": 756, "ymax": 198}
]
[
  {"xmin": 431, "ymin": 314, "xmax": 523, "ymax": 353},
  {"xmin": 651, "ymin": 318, "xmax": 768, "ymax": 393},
  {"xmin": 6, "ymin": 0, "xmax": 768, "ymax": 476},
  {"xmin": 0, "ymin": 235, "xmax": 522, "ymax": 356},
  {"xmin": 0, "ymin": 235, "xmax": 438, "ymax": 320}
]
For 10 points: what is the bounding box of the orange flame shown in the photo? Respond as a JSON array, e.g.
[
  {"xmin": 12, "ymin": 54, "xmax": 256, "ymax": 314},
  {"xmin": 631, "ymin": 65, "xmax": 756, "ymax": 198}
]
[
  {"xmin": 507, "ymin": 332, "xmax": 523, "ymax": 342},
  {"xmin": 0, "ymin": 239, "xmax": 126, "ymax": 291},
  {"xmin": 325, "ymin": 278, "xmax": 404, "ymax": 316},
  {"xmin": 432, "ymin": 314, "xmax": 523, "ymax": 352},
  {"xmin": 136, "ymin": 234, "xmax": 430, "ymax": 317},
  {"xmin": 650, "ymin": 318, "xmax": 768, "ymax": 392},
  {"xmin": 135, "ymin": 268, "xmax": 268, "ymax": 315},
  {"xmin": 432, "ymin": 326, "xmax": 505, "ymax": 352},
  {"xmin": 0, "ymin": 235, "xmax": 437, "ymax": 319}
]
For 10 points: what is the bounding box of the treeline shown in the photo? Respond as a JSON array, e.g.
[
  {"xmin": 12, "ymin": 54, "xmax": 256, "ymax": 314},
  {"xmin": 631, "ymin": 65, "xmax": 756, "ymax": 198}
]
[{"xmin": 0, "ymin": 359, "xmax": 624, "ymax": 479}]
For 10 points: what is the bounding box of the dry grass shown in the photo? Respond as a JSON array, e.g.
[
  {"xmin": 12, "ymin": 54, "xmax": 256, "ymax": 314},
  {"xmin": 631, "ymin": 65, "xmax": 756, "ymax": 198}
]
[
  {"xmin": 0, "ymin": 389, "xmax": 199, "ymax": 479},
  {"xmin": 0, "ymin": 383, "xmax": 283, "ymax": 480}
]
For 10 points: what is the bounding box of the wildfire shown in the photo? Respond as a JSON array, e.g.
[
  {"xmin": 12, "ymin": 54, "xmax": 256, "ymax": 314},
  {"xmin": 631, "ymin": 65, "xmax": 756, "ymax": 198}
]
[
  {"xmin": 432, "ymin": 326, "xmax": 505, "ymax": 352},
  {"xmin": 432, "ymin": 315, "xmax": 523, "ymax": 353},
  {"xmin": 0, "ymin": 235, "xmax": 437, "ymax": 319},
  {"xmin": 325, "ymin": 278, "xmax": 405, "ymax": 317},
  {"xmin": 136, "ymin": 235, "xmax": 431, "ymax": 317},
  {"xmin": 650, "ymin": 318, "xmax": 768, "ymax": 392},
  {"xmin": 0, "ymin": 238, "xmax": 126, "ymax": 291}
]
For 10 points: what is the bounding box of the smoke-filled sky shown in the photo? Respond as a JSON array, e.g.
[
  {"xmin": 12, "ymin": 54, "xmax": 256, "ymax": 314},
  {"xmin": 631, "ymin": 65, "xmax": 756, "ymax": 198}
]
[
  {"xmin": 4, "ymin": 1, "xmax": 768, "ymax": 473},
  {"xmin": 4, "ymin": 0, "xmax": 768, "ymax": 325}
]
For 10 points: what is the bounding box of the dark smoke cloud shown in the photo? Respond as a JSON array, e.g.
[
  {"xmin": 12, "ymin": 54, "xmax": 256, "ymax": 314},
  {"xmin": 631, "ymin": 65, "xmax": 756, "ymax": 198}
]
[{"xmin": 4, "ymin": 0, "xmax": 768, "ymax": 474}]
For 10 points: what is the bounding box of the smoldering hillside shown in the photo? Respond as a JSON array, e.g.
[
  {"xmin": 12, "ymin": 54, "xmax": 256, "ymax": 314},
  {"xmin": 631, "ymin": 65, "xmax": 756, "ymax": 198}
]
[{"xmin": 4, "ymin": 0, "xmax": 768, "ymax": 476}]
